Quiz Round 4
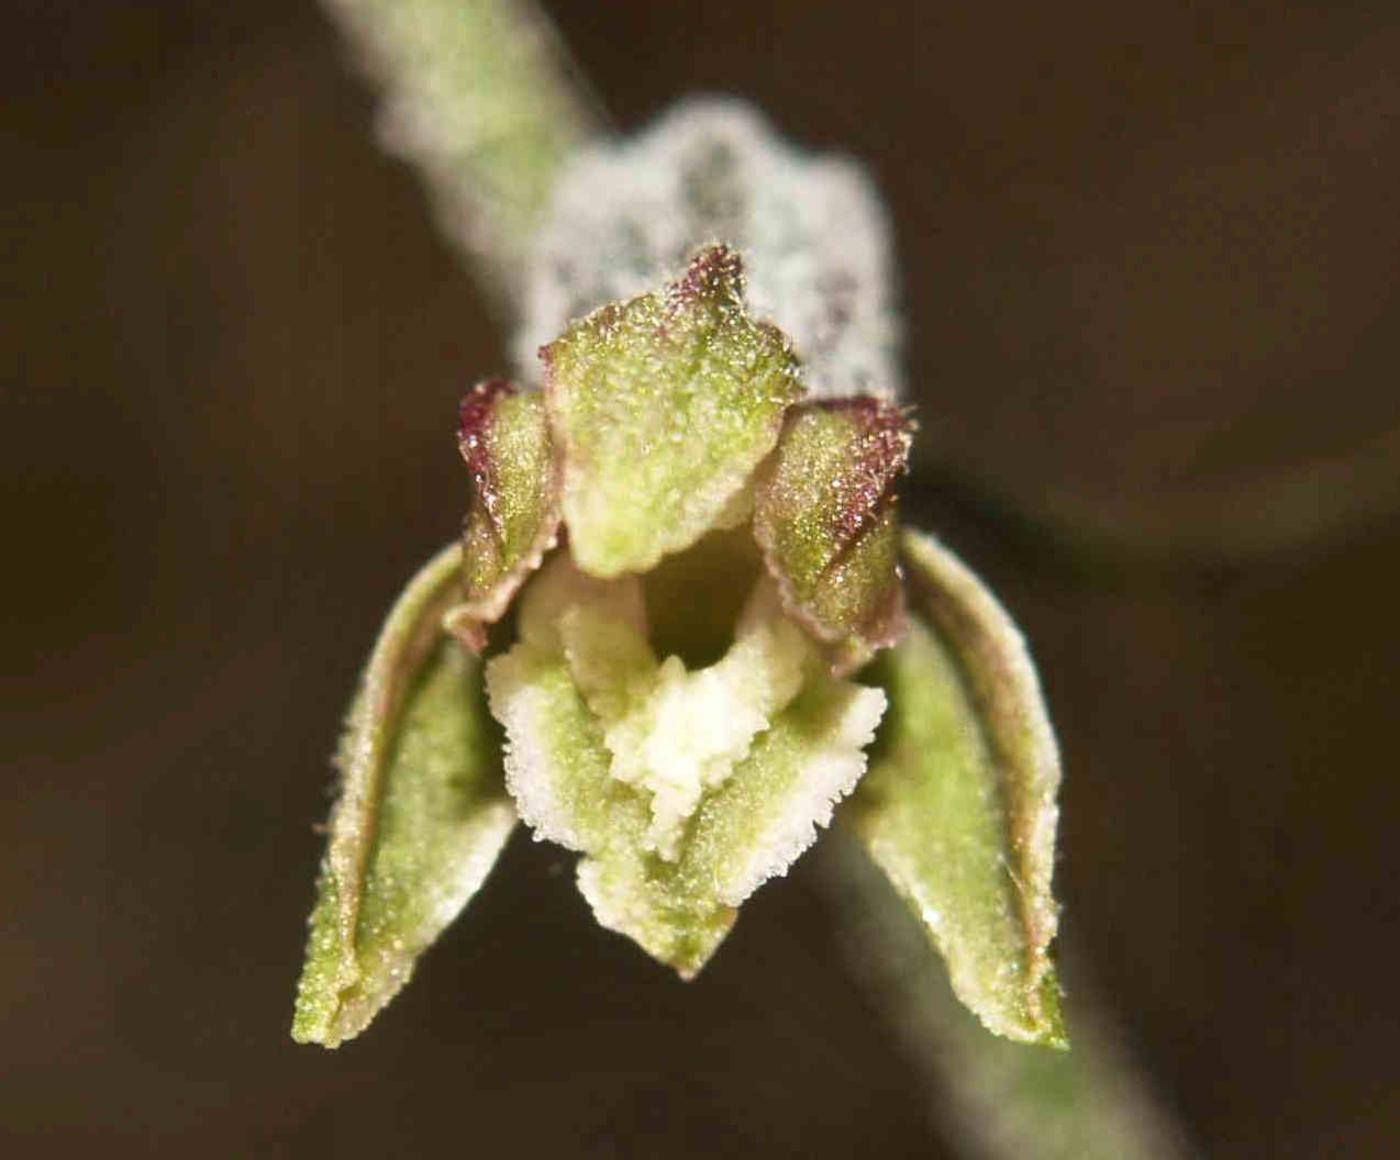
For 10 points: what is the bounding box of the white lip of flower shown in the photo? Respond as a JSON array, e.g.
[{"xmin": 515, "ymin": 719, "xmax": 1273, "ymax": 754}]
[
  {"xmin": 548, "ymin": 561, "xmax": 810, "ymax": 861},
  {"xmin": 484, "ymin": 539, "xmax": 890, "ymax": 980}
]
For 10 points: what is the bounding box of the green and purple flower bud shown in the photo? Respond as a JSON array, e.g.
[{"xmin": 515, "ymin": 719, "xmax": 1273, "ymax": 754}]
[{"xmin": 293, "ymin": 245, "xmax": 1064, "ymax": 1052}]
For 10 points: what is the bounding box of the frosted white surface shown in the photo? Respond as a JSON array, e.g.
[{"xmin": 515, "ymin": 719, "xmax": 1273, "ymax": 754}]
[
  {"xmin": 718, "ymin": 680, "xmax": 886, "ymax": 906},
  {"xmin": 566, "ymin": 580, "xmax": 810, "ymax": 860},
  {"xmin": 518, "ymin": 98, "xmax": 902, "ymax": 400}
]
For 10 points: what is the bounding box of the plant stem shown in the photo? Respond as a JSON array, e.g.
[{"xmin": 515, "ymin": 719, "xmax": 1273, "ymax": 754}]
[
  {"xmin": 321, "ymin": 0, "xmax": 605, "ymax": 315},
  {"xmin": 818, "ymin": 832, "xmax": 1196, "ymax": 1160}
]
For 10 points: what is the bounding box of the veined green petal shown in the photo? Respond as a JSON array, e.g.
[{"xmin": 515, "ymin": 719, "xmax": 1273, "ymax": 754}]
[
  {"xmin": 542, "ymin": 245, "xmax": 803, "ymax": 578},
  {"xmin": 754, "ymin": 398, "xmax": 912, "ymax": 673},
  {"xmin": 445, "ymin": 380, "xmax": 561, "ymax": 652},
  {"xmin": 292, "ymin": 545, "xmax": 515, "ymax": 1047},
  {"xmin": 847, "ymin": 529, "xmax": 1065, "ymax": 1047},
  {"xmin": 485, "ymin": 552, "xmax": 885, "ymax": 977}
]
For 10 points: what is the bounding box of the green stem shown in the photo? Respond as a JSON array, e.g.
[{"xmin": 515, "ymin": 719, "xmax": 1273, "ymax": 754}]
[
  {"xmin": 321, "ymin": 0, "xmax": 605, "ymax": 315},
  {"xmin": 818, "ymin": 832, "xmax": 1195, "ymax": 1159}
]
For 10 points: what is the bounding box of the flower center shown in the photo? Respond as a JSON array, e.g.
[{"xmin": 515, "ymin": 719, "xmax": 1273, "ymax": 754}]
[{"xmin": 513, "ymin": 535, "xmax": 817, "ymax": 861}]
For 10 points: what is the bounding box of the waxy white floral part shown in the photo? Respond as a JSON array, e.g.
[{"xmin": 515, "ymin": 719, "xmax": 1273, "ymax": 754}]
[
  {"xmin": 488, "ymin": 552, "xmax": 885, "ymax": 973},
  {"xmin": 562, "ymin": 575, "xmax": 811, "ymax": 860}
]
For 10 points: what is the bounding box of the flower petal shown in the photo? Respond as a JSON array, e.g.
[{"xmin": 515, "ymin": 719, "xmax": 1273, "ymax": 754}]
[
  {"xmin": 292, "ymin": 544, "xmax": 516, "ymax": 1047},
  {"xmin": 754, "ymin": 398, "xmax": 912, "ymax": 672},
  {"xmin": 690, "ymin": 666, "xmax": 886, "ymax": 911},
  {"xmin": 445, "ymin": 380, "xmax": 561, "ymax": 651},
  {"xmin": 542, "ymin": 244, "xmax": 802, "ymax": 577},
  {"xmin": 486, "ymin": 553, "xmax": 885, "ymax": 977},
  {"xmin": 561, "ymin": 579, "xmax": 810, "ymax": 861},
  {"xmin": 846, "ymin": 529, "xmax": 1066, "ymax": 1046},
  {"xmin": 578, "ymin": 668, "xmax": 885, "ymax": 979}
]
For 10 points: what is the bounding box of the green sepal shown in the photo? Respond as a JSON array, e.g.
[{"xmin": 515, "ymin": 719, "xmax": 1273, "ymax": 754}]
[
  {"xmin": 754, "ymin": 398, "xmax": 912, "ymax": 672},
  {"xmin": 846, "ymin": 529, "xmax": 1066, "ymax": 1047},
  {"xmin": 542, "ymin": 245, "xmax": 803, "ymax": 578},
  {"xmin": 445, "ymin": 380, "xmax": 561, "ymax": 651},
  {"xmin": 292, "ymin": 544, "xmax": 516, "ymax": 1047}
]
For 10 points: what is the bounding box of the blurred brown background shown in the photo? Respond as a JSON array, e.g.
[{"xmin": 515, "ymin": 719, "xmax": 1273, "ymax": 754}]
[{"xmin": 5, "ymin": 1, "xmax": 1399, "ymax": 1155}]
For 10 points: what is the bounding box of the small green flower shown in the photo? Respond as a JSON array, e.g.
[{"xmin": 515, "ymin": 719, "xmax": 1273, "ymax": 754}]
[{"xmin": 292, "ymin": 245, "xmax": 1065, "ymax": 1051}]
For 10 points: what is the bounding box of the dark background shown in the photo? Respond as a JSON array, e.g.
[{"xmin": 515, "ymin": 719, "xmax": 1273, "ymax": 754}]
[{"xmin": 6, "ymin": 1, "xmax": 1399, "ymax": 1155}]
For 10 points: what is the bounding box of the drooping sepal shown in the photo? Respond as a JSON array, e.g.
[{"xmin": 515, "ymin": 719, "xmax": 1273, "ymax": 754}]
[
  {"xmin": 486, "ymin": 553, "xmax": 884, "ymax": 977},
  {"xmin": 292, "ymin": 545, "xmax": 516, "ymax": 1048},
  {"xmin": 446, "ymin": 380, "xmax": 561, "ymax": 651},
  {"xmin": 754, "ymin": 398, "xmax": 912, "ymax": 673},
  {"xmin": 542, "ymin": 245, "xmax": 803, "ymax": 578},
  {"xmin": 845, "ymin": 529, "xmax": 1066, "ymax": 1047}
]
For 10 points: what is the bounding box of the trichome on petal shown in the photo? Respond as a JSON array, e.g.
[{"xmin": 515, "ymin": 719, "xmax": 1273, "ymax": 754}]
[{"xmin": 542, "ymin": 244, "xmax": 802, "ymax": 578}]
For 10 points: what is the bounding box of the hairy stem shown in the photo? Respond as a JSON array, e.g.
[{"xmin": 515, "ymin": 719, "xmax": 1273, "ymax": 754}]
[
  {"xmin": 818, "ymin": 832, "xmax": 1195, "ymax": 1159},
  {"xmin": 321, "ymin": 0, "xmax": 605, "ymax": 314}
]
